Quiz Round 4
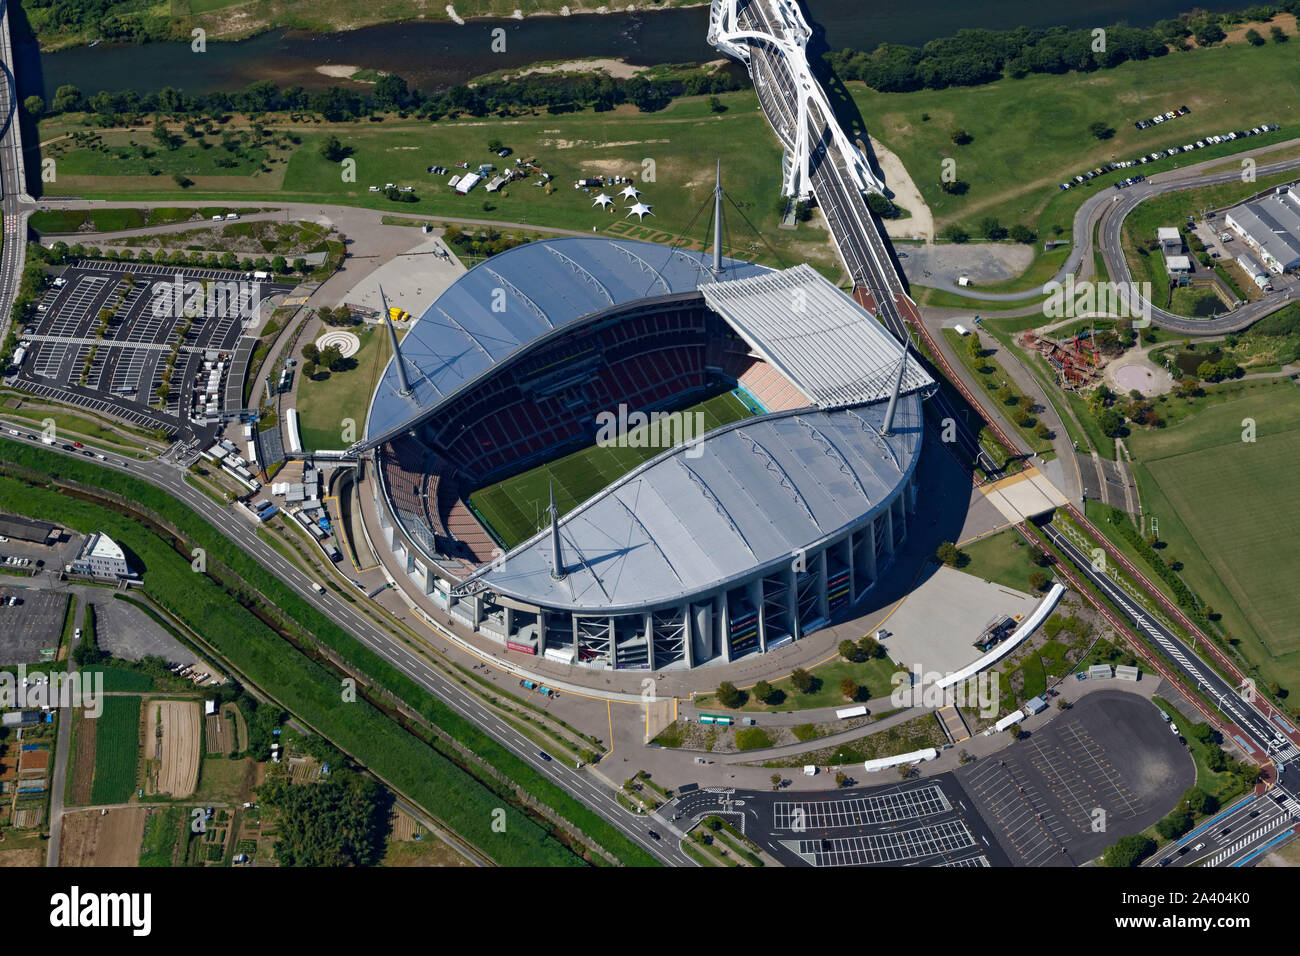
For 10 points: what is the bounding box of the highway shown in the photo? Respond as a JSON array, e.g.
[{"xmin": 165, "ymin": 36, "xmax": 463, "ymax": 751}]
[
  {"xmin": 0, "ymin": 0, "xmax": 28, "ymax": 330},
  {"xmin": 0, "ymin": 424, "xmax": 690, "ymax": 866}
]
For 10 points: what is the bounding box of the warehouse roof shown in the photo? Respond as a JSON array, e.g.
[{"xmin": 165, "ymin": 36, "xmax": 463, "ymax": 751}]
[{"xmin": 1226, "ymin": 186, "xmax": 1300, "ymax": 270}]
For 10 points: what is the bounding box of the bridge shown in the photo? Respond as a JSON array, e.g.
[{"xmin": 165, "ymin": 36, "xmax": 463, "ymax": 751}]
[{"xmin": 0, "ymin": 0, "xmax": 31, "ymax": 334}]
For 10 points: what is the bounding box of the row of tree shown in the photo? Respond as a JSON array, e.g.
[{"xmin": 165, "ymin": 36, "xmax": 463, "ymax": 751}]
[{"xmin": 826, "ymin": 5, "xmax": 1300, "ymax": 93}]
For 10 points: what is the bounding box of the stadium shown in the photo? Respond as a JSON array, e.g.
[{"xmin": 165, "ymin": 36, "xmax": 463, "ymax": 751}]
[{"xmin": 360, "ymin": 236, "xmax": 935, "ymax": 670}]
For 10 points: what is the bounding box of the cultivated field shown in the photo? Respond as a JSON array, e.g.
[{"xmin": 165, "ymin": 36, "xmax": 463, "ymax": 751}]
[
  {"xmin": 1126, "ymin": 385, "xmax": 1300, "ymax": 687},
  {"xmin": 89, "ymin": 696, "xmax": 143, "ymax": 805},
  {"xmin": 59, "ymin": 808, "xmax": 148, "ymax": 867},
  {"xmin": 66, "ymin": 710, "xmax": 97, "ymax": 806},
  {"xmin": 469, "ymin": 389, "xmax": 758, "ymax": 548},
  {"xmin": 146, "ymin": 700, "xmax": 202, "ymax": 797}
]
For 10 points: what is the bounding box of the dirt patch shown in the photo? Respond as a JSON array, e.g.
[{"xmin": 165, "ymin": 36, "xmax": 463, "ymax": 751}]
[
  {"xmin": 147, "ymin": 700, "xmax": 201, "ymax": 798},
  {"xmin": 869, "ymin": 135, "xmax": 934, "ymax": 242},
  {"xmin": 0, "ymin": 847, "xmax": 42, "ymax": 866},
  {"xmin": 69, "ymin": 710, "xmax": 97, "ymax": 806},
  {"xmin": 391, "ymin": 808, "xmax": 420, "ymax": 842},
  {"xmin": 58, "ymin": 808, "xmax": 147, "ymax": 867}
]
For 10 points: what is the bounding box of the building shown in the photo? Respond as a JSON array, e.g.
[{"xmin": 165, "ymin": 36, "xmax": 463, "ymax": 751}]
[
  {"xmin": 1164, "ymin": 254, "xmax": 1192, "ymax": 285},
  {"xmin": 362, "ymin": 236, "xmax": 934, "ymax": 671},
  {"xmin": 1156, "ymin": 227, "xmax": 1182, "ymax": 253},
  {"xmin": 1236, "ymin": 253, "xmax": 1273, "ymax": 291},
  {"xmin": 0, "ymin": 514, "xmax": 59, "ymax": 545},
  {"xmin": 68, "ymin": 533, "xmax": 132, "ymax": 579},
  {"xmin": 1223, "ymin": 185, "xmax": 1300, "ymax": 274}
]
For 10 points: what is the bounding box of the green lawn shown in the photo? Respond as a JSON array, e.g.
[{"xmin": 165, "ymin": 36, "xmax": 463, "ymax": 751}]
[
  {"xmin": 469, "ymin": 389, "xmax": 759, "ymax": 549},
  {"xmin": 695, "ymin": 655, "xmax": 900, "ymax": 713},
  {"xmin": 295, "ymin": 324, "xmax": 391, "ymax": 452},
  {"xmin": 37, "ymin": 94, "xmax": 840, "ymax": 275},
  {"xmin": 90, "ymin": 695, "xmax": 142, "ymax": 805},
  {"xmin": 850, "ymin": 37, "xmax": 1300, "ymax": 287},
  {"xmin": 957, "ymin": 527, "xmax": 1047, "ymax": 594},
  {"xmin": 1124, "ymin": 384, "xmax": 1300, "ymax": 689}
]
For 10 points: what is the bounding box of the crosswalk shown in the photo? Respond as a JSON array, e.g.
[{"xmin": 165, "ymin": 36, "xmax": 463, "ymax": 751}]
[{"xmin": 1205, "ymin": 810, "xmax": 1294, "ymax": 867}]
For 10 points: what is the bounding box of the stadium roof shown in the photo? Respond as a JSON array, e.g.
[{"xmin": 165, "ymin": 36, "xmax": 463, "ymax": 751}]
[
  {"xmin": 473, "ymin": 396, "xmax": 924, "ymax": 613},
  {"xmin": 699, "ymin": 264, "xmax": 933, "ymax": 408},
  {"xmin": 364, "ymin": 237, "xmax": 769, "ymax": 444}
]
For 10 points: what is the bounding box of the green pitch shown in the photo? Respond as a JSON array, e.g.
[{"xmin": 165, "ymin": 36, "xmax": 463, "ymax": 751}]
[{"xmin": 469, "ymin": 390, "xmax": 760, "ymax": 549}]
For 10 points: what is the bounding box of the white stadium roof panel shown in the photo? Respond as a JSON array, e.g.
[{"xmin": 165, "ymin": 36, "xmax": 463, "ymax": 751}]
[{"xmin": 698, "ymin": 263, "xmax": 933, "ymax": 409}]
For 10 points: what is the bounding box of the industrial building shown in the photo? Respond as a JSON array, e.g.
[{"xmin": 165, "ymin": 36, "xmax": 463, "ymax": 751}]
[
  {"xmin": 1224, "ymin": 185, "xmax": 1300, "ymax": 274},
  {"xmin": 67, "ymin": 532, "xmax": 133, "ymax": 579}
]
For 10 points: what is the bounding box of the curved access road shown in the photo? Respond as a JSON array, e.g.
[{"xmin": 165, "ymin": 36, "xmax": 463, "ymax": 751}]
[{"xmin": 921, "ymin": 140, "xmax": 1300, "ymax": 334}]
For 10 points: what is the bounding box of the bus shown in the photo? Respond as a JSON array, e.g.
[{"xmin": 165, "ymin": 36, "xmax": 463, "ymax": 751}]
[{"xmin": 697, "ymin": 713, "xmax": 734, "ymax": 726}]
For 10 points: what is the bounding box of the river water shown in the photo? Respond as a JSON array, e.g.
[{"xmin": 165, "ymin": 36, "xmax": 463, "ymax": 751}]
[{"xmin": 18, "ymin": 0, "xmax": 1245, "ymax": 101}]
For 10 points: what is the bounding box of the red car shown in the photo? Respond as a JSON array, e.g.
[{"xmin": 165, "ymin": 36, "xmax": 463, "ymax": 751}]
[{"xmin": 72, "ymin": 441, "xmax": 84, "ymax": 448}]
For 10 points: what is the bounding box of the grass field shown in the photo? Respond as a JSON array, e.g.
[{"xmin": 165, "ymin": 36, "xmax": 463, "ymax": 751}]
[
  {"xmin": 1124, "ymin": 383, "xmax": 1300, "ymax": 689},
  {"xmin": 957, "ymin": 528, "xmax": 1047, "ymax": 595},
  {"xmin": 36, "ymin": 94, "xmax": 841, "ymax": 276},
  {"xmin": 469, "ymin": 389, "xmax": 759, "ymax": 549},
  {"xmin": 90, "ymin": 695, "xmax": 142, "ymax": 805},
  {"xmin": 295, "ymin": 324, "xmax": 392, "ymax": 451},
  {"xmin": 850, "ymin": 35, "xmax": 1300, "ymax": 286},
  {"xmin": 137, "ymin": 806, "xmax": 184, "ymax": 867}
]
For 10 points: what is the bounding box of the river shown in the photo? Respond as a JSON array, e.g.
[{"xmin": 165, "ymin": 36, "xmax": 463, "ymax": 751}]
[{"xmin": 17, "ymin": 0, "xmax": 1247, "ymax": 101}]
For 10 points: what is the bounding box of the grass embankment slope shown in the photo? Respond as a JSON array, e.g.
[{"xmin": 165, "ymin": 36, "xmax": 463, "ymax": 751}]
[{"xmin": 0, "ymin": 439, "xmax": 657, "ymax": 866}]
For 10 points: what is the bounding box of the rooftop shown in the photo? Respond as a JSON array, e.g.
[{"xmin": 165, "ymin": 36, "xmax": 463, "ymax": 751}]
[
  {"xmin": 1227, "ymin": 186, "xmax": 1300, "ymax": 268},
  {"xmin": 363, "ymin": 237, "xmax": 768, "ymax": 445},
  {"xmin": 474, "ymin": 396, "xmax": 924, "ymax": 613}
]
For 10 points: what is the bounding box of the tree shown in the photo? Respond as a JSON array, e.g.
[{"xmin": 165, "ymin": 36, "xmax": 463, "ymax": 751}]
[
  {"xmin": 1009, "ymin": 224, "xmax": 1036, "ymax": 243},
  {"xmin": 866, "ymin": 192, "xmax": 899, "ymax": 218},
  {"xmin": 716, "ymin": 681, "xmax": 743, "ymax": 709},
  {"xmin": 1028, "ymin": 546, "xmax": 1048, "ymax": 567},
  {"xmin": 319, "ymin": 135, "xmax": 349, "ymax": 162},
  {"xmin": 1271, "ymin": 24, "xmax": 1287, "ymax": 42},
  {"xmin": 302, "ymin": 343, "xmax": 320, "ymax": 364},
  {"xmin": 52, "ymin": 85, "xmax": 83, "ymax": 113},
  {"xmin": 1088, "ymin": 120, "xmax": 1115, "ymax": 140},
  {"xmin": 1096, "ymin": 408, "xmax": 1123, "ymax": 438},
  {"xmin": 707, "ymin": 96, "xmax": 727, "ymax": 113},
  {"xmin": 950, "ymin": 128, "xmax": 972, "ymax": 145},
  {"xmin": 270, "ymin": 255, "xmax": 288, "ymax": 274},
  {"xmin": 1245, "ymin": 28, "xmax": 1266, "ymax": 46},
  {"xmin": 839, "ymin": 639, "xmax": 863, "ymax": 663},
  {"xmin": 23, "ymin": 95, "xmax": 44, "ymax": 117},
  {"xmin": 1103, "ymin": 834, "xmax": 1156, "ymax": 867},
  {"xmin": 770, "ymin": 773, "xmax": 782, "ymax": 791},
  {"xmin": 1028, "ymin": 570, "xmax": 1049, "ymax": 591},
  {"xmin": 1156, "ymin": 810, "xmax": 1193, "ymax": 840},
  {"xmin": 856, "ymin": 634, "xmax": 883, "ymax": 660},
  {"xmin": 840, "ymin": 678, "xmax": 860, "ymax": 701},
  {"xmin": 940, "ymin": 223, "xmax": 969, "ymax": 243},
  {"xmin": 980, "ymin": 217, "xmax": 1007, "ymax": 240},
  {"xmin": 753, "ymin": 679, "xmax": 774, "ymax": 703},
  {"xmin": 936, "ymin": 541, "xmax": 962, "ymax": 566},
  {"xmin": 791, "ymin": 668, "xmax": 814, "ymax": 694}
]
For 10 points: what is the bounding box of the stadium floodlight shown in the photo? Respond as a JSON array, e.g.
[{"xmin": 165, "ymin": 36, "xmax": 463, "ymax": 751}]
[
  {"xmin": 548, "ymin": 481, "xmax": 566, "ymax": 581},
  {"xmin": 712, "ymin": 159, "xmax": 725, "ymax": 276},
  {"xmin": 881, "ymin": 339, "xmax": 910, "ymax": 437}
]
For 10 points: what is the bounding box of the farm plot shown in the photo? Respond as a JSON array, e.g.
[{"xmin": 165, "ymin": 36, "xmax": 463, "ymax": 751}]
[
  {"xmin": 58, "ymin": 807, "xmax": 148, "ymax": 867},
  {"xmin": 89, "ymin": 696, "xmax": 143, "ymax": 805},
  {"xmin": 145, "ymin": 700, "xmax": 201, "ymax": 797},
  {"xmin": 66, "ymin": 709, "xmax": 98, "ymax": 806}
]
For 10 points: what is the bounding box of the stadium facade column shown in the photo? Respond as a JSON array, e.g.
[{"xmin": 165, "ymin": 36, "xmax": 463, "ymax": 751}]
[
  {"xmin": 644, "ymin": 610, "xmax": 656, "ymax": 669},
  {"xmin": 716, "ymin": 592, "xmax": 731, "ymax": 663},
  {"xmin": 607, "ymin": 618, "xmax": 618, "ymax": 669},
  {"xmin": 816, "ymin": 548, "xmax": 831, "ymax": 623},
  {"xmin": 881, "ymin": 505, "xmax": 896, "ymax": 559},
  {"xmin": 681, "ymin": 603, "xmax": 696, "ymax": 668},
  {"xmin": 748, "ymin": 578, "xmax": 767, "ymax": 652},
  {"xmin": 861, "ymin": 521, "xmax": 878, "ymax": 595}
]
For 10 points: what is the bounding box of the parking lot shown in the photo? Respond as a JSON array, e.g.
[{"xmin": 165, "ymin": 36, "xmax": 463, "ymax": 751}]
[
  {"xmin": 956, "ymin": 689, "xmax": 1192, "ymax": 865},
  {"xmin": 82, "ymin": 588, "xmax": 187, "ymax": 662},
  {"xmin": 8, "ymin": 260, "xmax": 293, "ymax": 444},
  {"xmin": 0, "ymin": 587, "xmax": 70, "ymax": 664}
]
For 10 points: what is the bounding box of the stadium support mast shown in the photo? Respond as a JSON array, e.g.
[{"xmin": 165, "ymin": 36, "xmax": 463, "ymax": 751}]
[
  {"xmin": 548, "ymin": 482, "xmax": 566, "ymax": 581},
  {"xmin": 712, "ymin": 158, "xmax": 724, "ymax": 276},
  {"xmin": 379, "ymin": 284, "xmax": 413, "ymax": 398},
  {"xmin": 881, "ymin": 340, "xmax": 910, "ymax": 436}
]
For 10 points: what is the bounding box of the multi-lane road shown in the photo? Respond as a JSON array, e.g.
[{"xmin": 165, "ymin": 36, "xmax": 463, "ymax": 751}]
[
  {"xmin": 0, "ymin": 425, "xmax": 691, "ymax": 866},
  {"xmin": 0, "ymin": 0, "xmax": 29, "ymax": 328}
]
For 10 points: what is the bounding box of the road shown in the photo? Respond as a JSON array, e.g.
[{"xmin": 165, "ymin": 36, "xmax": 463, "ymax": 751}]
[
  {"xmin": 0, "ymin": 424, "xmax": 689, "ymax": 866},
  {"xmin": 0, "ymin": 0, "xmax": 30, "ymax": 332}
]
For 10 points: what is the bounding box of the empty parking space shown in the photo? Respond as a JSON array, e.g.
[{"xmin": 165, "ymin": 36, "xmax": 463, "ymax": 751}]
[
  {"xmin": 10, "ymin": 261, "xmax": 293, "ymax": 444},
  {"xmin": 773, "ymin": 784, "xmax": 952, "ymax": 830},
  {"xmin": 787, "ymin": 819, "xmax": 978, "ymax": 866},
  {"xmin": 0, "ymin": 588, "xmax": 70, "ymax": 665},
  {"xmin": 957, "ymin": 689, "xmax": 1193, "ymax": 866}
]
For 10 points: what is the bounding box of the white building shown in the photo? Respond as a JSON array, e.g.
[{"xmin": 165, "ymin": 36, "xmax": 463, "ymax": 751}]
[
  {"xmin": 1224, "ymin": 185, "xmax": 1300, "ymax": 274},
  {"xmin": 68, "ymin": 533, "xmax": 132, "ymax": 579},
  {"xmin": 1156, "ymin": 227, "xmax": 1182, "ymax": 253}
]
